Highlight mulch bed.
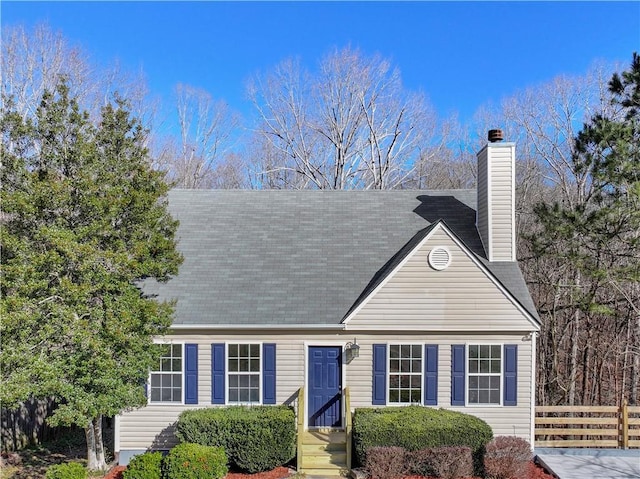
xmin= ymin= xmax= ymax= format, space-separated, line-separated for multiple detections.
xmin=102 ymin=465 xmax=292 ymax=479
xmin=526 ymin=461 xmax=557 ymax=479
xmin=226 ymin=466 xmax=291 ymax=479
xmin=104 ymin=462 xmax=554 ymax=479
xmin=103 ymin=465 xmax=126 ymax=479
xmin=403 ymin=462 xmax=555 ymax=479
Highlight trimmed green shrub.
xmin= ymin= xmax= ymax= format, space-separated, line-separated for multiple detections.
xmin=176 ymin=406 xmax=296 ymax=473
xmin=45 ymin=462 xmax=87 ymax=479
xmin=163 ymin=443 xmax=227 ymax=479
xmin=352 ymin=406 xmax=492 ymax=471
xmin=122 ymin=451 xmax=163 ymax=479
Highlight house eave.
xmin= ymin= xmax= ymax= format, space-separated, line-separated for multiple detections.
xmin=170 ymin=323 xmax=347 ymax=331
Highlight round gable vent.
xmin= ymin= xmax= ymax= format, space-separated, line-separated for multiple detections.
xmin=428 ymin=247 xmax=451 ymax=271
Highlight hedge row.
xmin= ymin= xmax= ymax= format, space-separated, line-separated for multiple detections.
xmin=163 ymin=443 xmax=228 ymax=479
xmin=176 ymin=406 xmax=296 ymax=473
xmin=122 ymin=444 xmax=227 ymax=479
xmin=45 ymin=463 xmax=87 ymax=479
xmin=353 ymin=406 xmax=493 ymax=473
xmin=366 ymin=445 xmax=474 ymax=479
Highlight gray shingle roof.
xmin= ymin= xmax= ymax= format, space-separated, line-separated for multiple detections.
xmin=141 ymin=189 xmax=539 ymax=326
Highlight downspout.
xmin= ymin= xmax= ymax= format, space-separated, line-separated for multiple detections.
xmin=114 ymin=415 xmax=121 ymax=464
xmin=531 ymin=331 xmax=537 ymax=446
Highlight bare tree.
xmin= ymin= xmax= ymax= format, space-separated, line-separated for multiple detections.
xmin=247 ymin=57 xmax=323 ymax=188
xmin=247 ymin=47 xmax=439 ymax=189
xmin=158 ymin=84 xmax=240 ymax=189
xmin=2 ymin=23 xmax=152 ymax=127
xmin=2 ymin=24 xmax=91 ymax=119
xmin=404 ymin=116 xmax=476 ymax=189
xmin=245 ymin=132 xmax=309 ymax=189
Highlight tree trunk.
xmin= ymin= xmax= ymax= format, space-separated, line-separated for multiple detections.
xmin=632 ymin=315 xmax=640 ymax=405
xmin=85 ymin=417 xmax=107 ymax=471
xmin=94 ymin=416 xmax=106 ymax=469
xmin=85 ymin=423 xmax=98 ymax=470
xmin=568 ymin=271 xmax=582 ymax=407
xmin=581 ymin=326 xmax=591 ymax=405
xmin=568 ymin=307 xmax=580 ymax=406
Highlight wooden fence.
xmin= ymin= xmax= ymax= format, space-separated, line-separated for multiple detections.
xmin=1 ymin=399 xmax=60 ymax=451
xmin=535 ymin=402 xmax=640 ymax=448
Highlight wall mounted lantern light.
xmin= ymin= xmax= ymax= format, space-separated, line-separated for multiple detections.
xmin=345 ymin=338 xmax=360 ymax=360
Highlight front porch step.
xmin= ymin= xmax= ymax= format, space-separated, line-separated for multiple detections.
xmin=302 ymin=443 xmax=346 ymax=453
xmin=300 ymin=451 xmax=347 ymax=467
xmin=301 ymin=430 xmax=347 ymax=444
xmin=301 ymin=467 xmax=348 ymax=477
xmin=299 ymin=429 xmax=348 ymax=476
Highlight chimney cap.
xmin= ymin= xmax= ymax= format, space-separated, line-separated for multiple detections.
xmin=488 ymin=129 xmax=504 ymax=142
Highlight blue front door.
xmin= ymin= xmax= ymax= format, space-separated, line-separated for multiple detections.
xmin=308 ymin=346 xmax=342 ymax=428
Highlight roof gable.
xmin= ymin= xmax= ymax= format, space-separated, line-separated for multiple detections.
xmin=343 ymin=221 xmax=539 ymax=331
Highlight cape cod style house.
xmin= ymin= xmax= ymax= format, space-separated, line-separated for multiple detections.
xmin=115 ymin=132 xmax=540 ymax=474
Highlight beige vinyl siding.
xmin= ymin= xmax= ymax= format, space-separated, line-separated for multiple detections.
xmin=119 ymin=332 xmax=309 ymax=451
xmin=488 ymin=144 xmax=515 ymax=261
xmin=118 ymin=331 xmax=533 ymax=451
xmin=347 ymin=228 xmax=533 ymax=331
xmin=119 ymin=406 xmax=187 ymax=450
xmin=476 ymin=146 xmax=490 ymax=256
xmin=439 ymin=337 xmax=533 ymax=438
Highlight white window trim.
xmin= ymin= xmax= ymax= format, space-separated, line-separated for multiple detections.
xmin=225 ymin=341 xmax=263 ymax=406
xmin=465 ymin=343 xmax=503 ymax=407
xmin=386 ymin=343 xmax=424 ymax=406
xmin=148 ymin=341 xmax=185 ymax=405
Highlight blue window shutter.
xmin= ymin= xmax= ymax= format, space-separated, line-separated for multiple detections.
xmin=185 ymin=344 xmax=198 ymax=404
xmin=372 ymin=344 xmax=387 ymax=405
xmin=451 ymin=345 xmax=465 ymax=406
xmin=504 ymin=344 xmax=518 ymax=406
xmin=211 ymin=343 xmax=225 ymax=404
xmin=424 ymin=344 xmax=438 ymax=406
xmin=262 ymin=343 xmax=276 ymax=404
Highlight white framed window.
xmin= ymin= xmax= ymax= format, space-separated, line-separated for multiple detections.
xmin=468 ymin=344 xmax=501 ymax=405
xmin=388 ymin=344 xmax=422 ymax=404
xmin=149 ymin=343 xmax=183 ymax=403
xmin=227 ymin=343 xmax=261 ymax=403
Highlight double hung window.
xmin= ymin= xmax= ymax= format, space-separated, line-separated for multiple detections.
xmin=150 ymin=344 xmax=183 ymax=403
xmin=228 ymin=343 xmax=261 ymax=403
xmin=388 ymin=344 xmax=422 ymax=404
xmin=468 ymin=345 xmax=501 ymax=405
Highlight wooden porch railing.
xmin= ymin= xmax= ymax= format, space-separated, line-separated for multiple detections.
xmin=296 ymin=387 xmax=305 ymax=466
xmin=344 ymin=386 xmax=352 ymax=470
xmin=535 ymin=401 xmax=640 ymax=449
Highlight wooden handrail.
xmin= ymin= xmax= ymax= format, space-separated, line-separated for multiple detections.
xmin=296 ymin=387 xmax=304 ymax=471
xmin=344 ymin=387 xmax=352 ymax=470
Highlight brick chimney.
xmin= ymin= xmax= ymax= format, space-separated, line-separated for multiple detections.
xmin=476 ymin=130 xmax=516 ymax=262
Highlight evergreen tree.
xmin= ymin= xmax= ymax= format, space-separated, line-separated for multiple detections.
xmin=531 ymin=53 xmax=640 ymax=404
xmin=573 ymin=53 xmax=640 ymax=284
xmin=1 ymin=83 xmax=183 ymax=469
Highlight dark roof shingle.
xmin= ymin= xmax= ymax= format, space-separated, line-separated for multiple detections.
xmin=141 ymin=189 xmax=539 ymax=326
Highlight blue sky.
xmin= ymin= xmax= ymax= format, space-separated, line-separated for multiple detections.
xmin=2 ymin=1 xmax=639 ymax=123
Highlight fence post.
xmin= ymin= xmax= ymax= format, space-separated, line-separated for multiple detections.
xmin=620 ymin=400 xmax=629 ymax=449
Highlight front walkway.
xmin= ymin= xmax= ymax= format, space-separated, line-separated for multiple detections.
xmin=535 ymin=448 xmax=640 ymax=479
